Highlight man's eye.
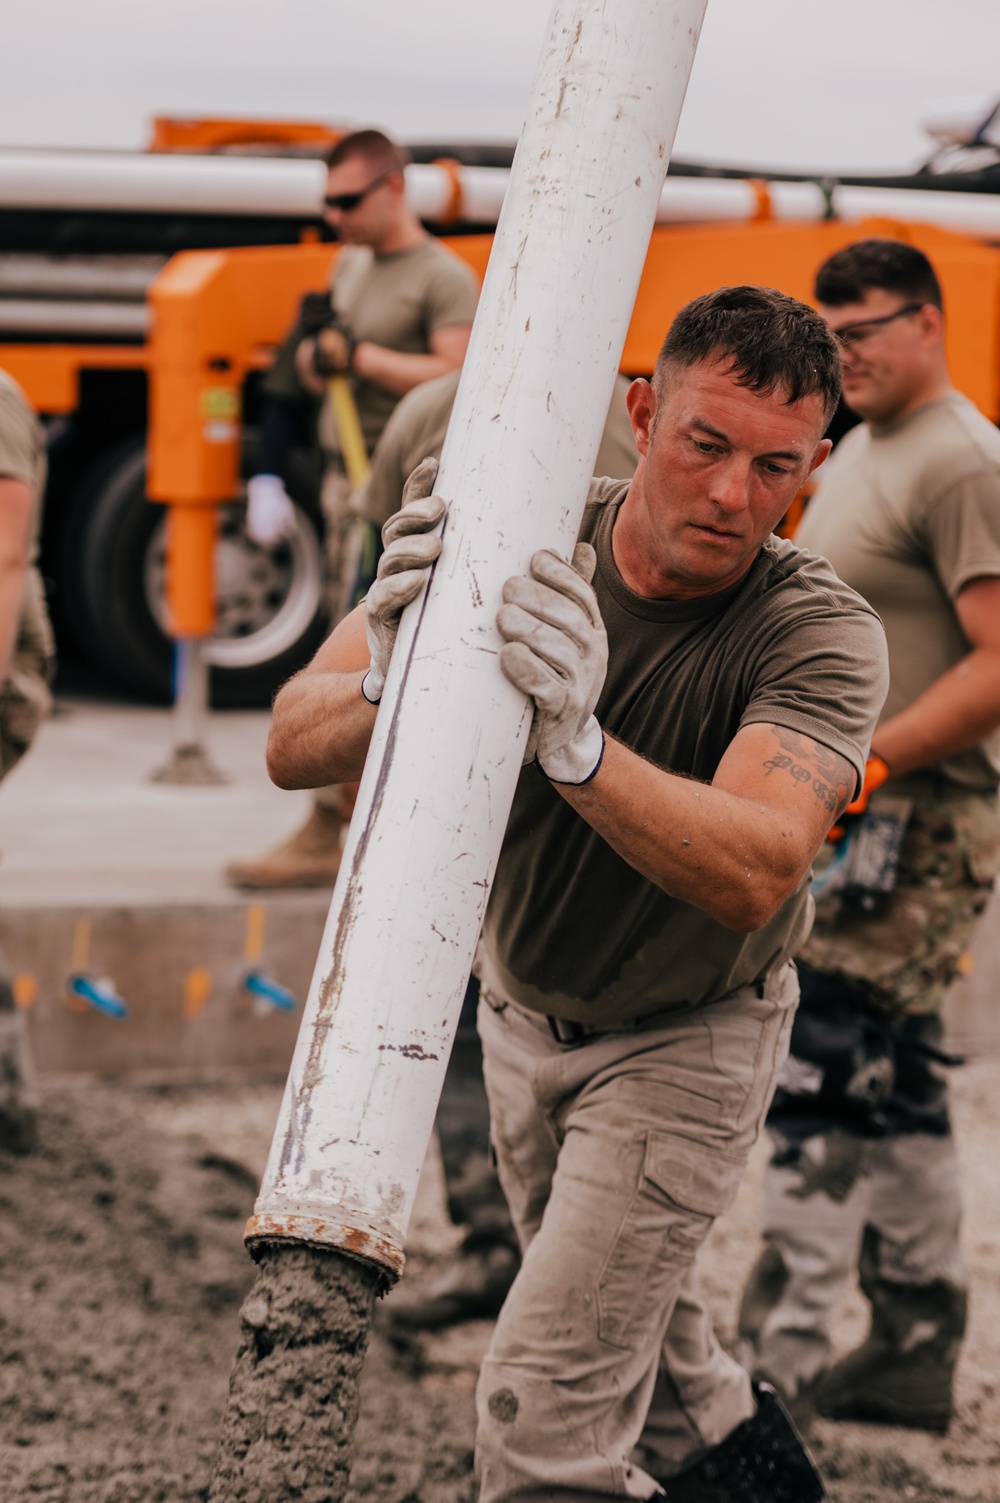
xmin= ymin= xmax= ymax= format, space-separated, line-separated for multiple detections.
xmin=762 ymin=462 xmax=791 ymax=477
xmin=694 ymin=440 xmax=720 ymax=454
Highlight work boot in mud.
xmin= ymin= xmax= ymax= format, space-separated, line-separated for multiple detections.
xmin=657 ymin=1383 xmax=826 ymax=1502
xmin=225 ymin=802 xmax=345 ymax=889
xmin=387 ymin=1231 xmax=520 ymax=1331
xmin=812 ymin=1273 xmax=966 ymax=1432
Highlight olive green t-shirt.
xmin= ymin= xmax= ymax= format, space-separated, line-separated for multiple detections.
xmin=479 ymin=478 xmax=888 ymax=1025
xmin=317 ymin=241 xmax=479 ymax=458
xmin=796 ymin=392 xmax=1000 ymax=791
xmin=354 ymin=369 xmax=639 ymax=527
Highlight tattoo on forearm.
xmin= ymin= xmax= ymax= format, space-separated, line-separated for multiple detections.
xmin=762 ymin=726 xmax=850 ymax=815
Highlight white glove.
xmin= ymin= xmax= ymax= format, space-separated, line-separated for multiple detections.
xmin=497 ymin=543 xmax=608 ymax=785
xmin=245 ymin=474 xmax=297 ymax=546
xmin=362 ymin=457 xmax=444 ymax=704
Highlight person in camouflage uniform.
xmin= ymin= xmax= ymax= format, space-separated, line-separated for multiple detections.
xmin=739 ymin=241 xmax=1000 ymax=1432
xmin=0 ymin=368 xmax=54 ymax=1151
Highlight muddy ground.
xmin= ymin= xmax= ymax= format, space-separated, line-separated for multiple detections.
xmin=2 ymin=1060 xmax=999 ymax=1503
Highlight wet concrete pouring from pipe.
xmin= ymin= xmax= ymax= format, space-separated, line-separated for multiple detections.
xmin=3 ymin=1070 xmax=1000 ymax=1503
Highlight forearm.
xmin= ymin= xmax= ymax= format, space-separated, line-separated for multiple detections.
xmin=351 ymin=343 xmax=459 ymax=396
xmin=873 ymin=648 xmax=1000 ymax=778
xmin=554 ymin=734 xmax=817 ymax=933
xmin=266 ymin=667 xmax=376 ymax=789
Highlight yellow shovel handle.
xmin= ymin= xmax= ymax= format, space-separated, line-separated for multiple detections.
xmin=328 ymin=376 xmax=371 ymax=487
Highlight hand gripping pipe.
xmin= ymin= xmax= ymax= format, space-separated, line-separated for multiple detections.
xmin=246 ymin=0 xmax=710 ymax=1279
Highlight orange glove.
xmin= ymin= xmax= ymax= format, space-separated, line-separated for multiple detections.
xmin=828 ymin=753 xmax=891 ymax=841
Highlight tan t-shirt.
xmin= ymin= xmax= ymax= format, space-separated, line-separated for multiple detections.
xmin=797 ymin=393 xmax=1000 ymax=791
xmin=479 ymin=478 xmax=888 ymax=1025
xmin=317 ymin=241 xmax=479 ymax=458
xmin=354 ymin=369 xmax=640 ymax=527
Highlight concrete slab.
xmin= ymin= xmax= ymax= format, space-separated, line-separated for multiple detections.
xmin=0 ymin=696 xmax=315 ymax=906
xmin=1 ymin=696 xmax=331 ymax=1075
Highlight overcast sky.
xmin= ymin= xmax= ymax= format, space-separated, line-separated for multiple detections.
xmin=1 ymin=0 xmax=998 ymax=175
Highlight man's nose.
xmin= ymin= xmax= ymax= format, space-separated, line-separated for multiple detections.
xmin=710 ymin=457 xmax=751 ymax=513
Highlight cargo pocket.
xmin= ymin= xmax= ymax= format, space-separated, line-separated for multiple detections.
xmin=597 ymin=1130 xmax=745 ymax=1350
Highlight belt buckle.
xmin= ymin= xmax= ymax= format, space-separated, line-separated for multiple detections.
xmin=547 ymin=1015 xmax=589 ymax=1047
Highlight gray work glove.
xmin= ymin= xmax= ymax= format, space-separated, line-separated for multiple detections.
xmin=498 ymin=543 xmax=607 ymax=785
xmin=362 ymin=457 xmax=444 ymax=705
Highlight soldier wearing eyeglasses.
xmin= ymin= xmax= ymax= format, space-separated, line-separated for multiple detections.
xmin=229 ymin=129 xmax=478 ymax=890
xmin=740 ymin=238 xmax=1000 ymax=1432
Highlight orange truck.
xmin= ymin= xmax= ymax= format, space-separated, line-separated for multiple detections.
xmin=2 ymin=116 xmax=999 ymax=705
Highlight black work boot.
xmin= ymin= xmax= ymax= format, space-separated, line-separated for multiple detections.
xmin=387 ymin=1230 xmax=520 ymax=1331
xmin=659 ymin=1383 xmax=826 ymax=1502
xmin=812 ymin=1276 xmax=966 ymax=1432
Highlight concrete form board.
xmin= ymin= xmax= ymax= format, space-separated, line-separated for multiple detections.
xmin=1 ymin=899 xmax=327 ymax=1077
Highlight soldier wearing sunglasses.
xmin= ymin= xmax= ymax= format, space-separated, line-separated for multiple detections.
xmin=230 ymin=130 xmax=478 ymax=890
xmin=741 ymin=238 xmax=1000 ymax=1433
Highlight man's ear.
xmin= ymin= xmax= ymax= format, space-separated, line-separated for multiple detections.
xmin=808 ymin=437 xmax=833 ymax=478
xmin=918 ymin=302 xmax=944 ymax=350
xmin=626 ymin=378 xmax=656 ymax=455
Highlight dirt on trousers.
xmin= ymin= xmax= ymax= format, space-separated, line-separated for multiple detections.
xmin=2 ymin=1065 xmax=1000 ymax=1503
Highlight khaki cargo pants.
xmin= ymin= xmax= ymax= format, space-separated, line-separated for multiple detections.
xmin=474 ymin=962 xmax=798 ymax=1503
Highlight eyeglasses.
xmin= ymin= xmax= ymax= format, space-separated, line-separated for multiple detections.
xmin=829 ymin=303 xmax=924 ymax=350
xmin=323 ymin=170 xmax=394 ymax=214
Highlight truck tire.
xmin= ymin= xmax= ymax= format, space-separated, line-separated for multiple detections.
xmin=61 ymin=438 xmax=329 ymax=707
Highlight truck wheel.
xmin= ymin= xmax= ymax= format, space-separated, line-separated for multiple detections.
xmin=63 ymin=439 xmax=329 ymax=707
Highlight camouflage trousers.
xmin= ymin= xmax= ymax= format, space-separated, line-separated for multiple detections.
xmin=740 ymin=1129 xmax=965 ymax=1398
xmin=1 ymin=567 xmax=55 ymax=782
xmin=800 ymin=777 xmax=1000 ymax=1019
xmin=739 ymin=779 xmax=997 ymax=1398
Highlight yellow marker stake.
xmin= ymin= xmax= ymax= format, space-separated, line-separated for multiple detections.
xmin=66 ymin=918 xmax=92 ymax=1012
xmin=13 ymin=973 xmax=38 ymax=1010
xmin=71 ymin=917 xmax=91 ymax=971
xmin=182 ymin=968 xmax=213 ymax=1021
xmin=244 ymin=904 xmax=267 ymax=965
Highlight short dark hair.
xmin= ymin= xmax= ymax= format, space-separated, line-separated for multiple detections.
xmin=814 ymin=238 xmax=943 ymax=312
xmin=326 ymin=129 xmax=411 ymax=176
xmin=655 ymin=285 xmax=842 ymax=425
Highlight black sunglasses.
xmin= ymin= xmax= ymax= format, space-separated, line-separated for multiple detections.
xmin=323 ymin=170 xmax=395 ymax=214
xmin=830 ymin=303 xmax=924 ymax=349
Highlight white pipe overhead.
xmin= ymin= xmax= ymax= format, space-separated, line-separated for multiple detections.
xmin=0 ymin=149 xmax=327 ymax=217
xmin=246 ymin=0 xmax=711 ymax=1277
xmin=2 ymin=148 xmax=1000 ymax=241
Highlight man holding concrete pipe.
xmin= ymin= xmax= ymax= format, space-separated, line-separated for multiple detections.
xmin=265 ymin=287 xmax=889 ymax=1502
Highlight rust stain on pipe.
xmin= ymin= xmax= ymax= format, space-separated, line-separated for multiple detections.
xmin=244 ymin=1212 xmax=405 ymax=1282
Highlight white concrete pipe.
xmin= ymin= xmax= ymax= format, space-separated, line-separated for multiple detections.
xmin=246 ymin=0 xmax=710 ymax=1278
